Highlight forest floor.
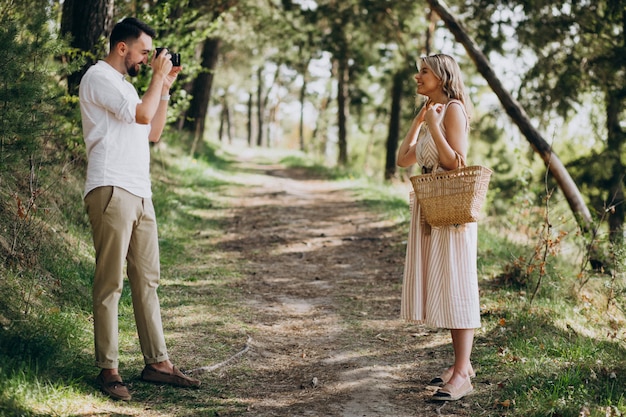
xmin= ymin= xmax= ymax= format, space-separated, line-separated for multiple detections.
xmin=189 ymin=150 xmax=483 ymax=417
xmin=87 ymin=148 xmax=492 ymax=417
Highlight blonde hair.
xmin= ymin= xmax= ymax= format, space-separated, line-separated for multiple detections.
xmin=419 ymin=54 xmax=472 ymax=119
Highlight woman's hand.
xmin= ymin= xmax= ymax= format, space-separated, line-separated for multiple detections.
xmin=424 ymin=103 xmax=445 ymax=126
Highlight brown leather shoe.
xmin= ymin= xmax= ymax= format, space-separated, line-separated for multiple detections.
xmin=141 ymin=365 xmax=201 ymax=387
xmin=96 ymin=372 xmax=131 ymax=401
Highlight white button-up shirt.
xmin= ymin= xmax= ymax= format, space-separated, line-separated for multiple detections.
xmin=79 ymin=60 xmax=152 ymax=198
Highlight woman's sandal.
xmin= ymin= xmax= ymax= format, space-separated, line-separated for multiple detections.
xmin=429 ymin=366 xmax=476 ymax=387
xmin=432 ymin=377 xmax=474 ymax=401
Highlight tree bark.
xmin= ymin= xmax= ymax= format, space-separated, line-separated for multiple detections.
xmin=311 ymin=81 xmax=332 ymax=155
xmin=218 ymin=98 xmax=226 ymax=143
xmin=424 ymin=8 xmax=437 ymax=56
xmin=427 ymin=0 xmax=593 ymax=228
xmin=606 ymin=90 xmax=625 ymax=243
xmin=256 ymin=66 xmax=264 ymax=147
xmin=385 ymin=69 xmax=406 ymax=180
xmin=247 ymin=92 xmax=253 ymax=147
xmin=336 ymin=56 xmax=349 ymax=166
xmin=224 ymin=96 xmax=233 ymax=144
xmin=60 ymin=0 xmax=114 ymax=95
xmin=299 ymin=76 xmax=307 ymax=152
xmin=256 ymin=65 xmax=281 ymax=147
xmin=186 ymin=37 xmax=220 ymax=157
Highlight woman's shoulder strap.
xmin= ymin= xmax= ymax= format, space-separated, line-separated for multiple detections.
xmin=446 ymin=98 xmax=464 ymax=108
xmin=443 ymin=99 xmax=469 ymax=130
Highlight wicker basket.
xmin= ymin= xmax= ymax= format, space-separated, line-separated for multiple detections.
xmin=410 ymin=161 xmax=492 ymax=227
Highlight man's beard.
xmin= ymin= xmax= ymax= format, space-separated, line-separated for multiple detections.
xmin=125 ymin=55 xmax=140 ymax=77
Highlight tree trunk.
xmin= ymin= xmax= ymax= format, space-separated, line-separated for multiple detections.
xmin=60 ymin=0 xmax=114 ymax=95
xmin=605 ymin=6 xmax=626 ymax=242
xmin=424 ymin=8 xmax=437 ymax=56
xmin=267 ymin=105 xmax=278 ymax=148
xmin=299 ymin=76 xmax=307 ymax=152
xmin=385 ymin=69 xmax=406 ymax=180
xmin=336 ymin=56 xmax=349 ymax=166
xmin=606 ymin=90 xmax=625 ymax=243
xmin=218 ymin=99 xmax=225 ymax=142
xmin=256 ymin=65 xmax=281 ymax=147
xmin=311 ymin=81 xmax=332 ymax=156
xmin=256 ymin=66 xmax=264 ymax=147
xmin=217 ymin=96 xmax=233 ymax=143
xmin=427 ymin=0 xmax=593 ymax=228
xmin=224 ymin=96 xmax=233 ymax=144
xmin=186 ymin=37 xmax=220 ymax=157
xmin=247 ymin=93 xmax=253 ymax=146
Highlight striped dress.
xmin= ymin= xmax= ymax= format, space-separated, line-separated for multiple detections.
xmin=400 ymin=100 xmax=481 ymax=329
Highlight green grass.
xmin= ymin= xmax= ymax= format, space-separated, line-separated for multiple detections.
xmin=1 ymin=141 xmax=626 ymax=416
xmin=475 ymin=307 xmax=626 ymax=416
xmin=473 ymin=224 xmax=626 ymax=417
xmin=279 ymin=149 xmax=626 ymax=416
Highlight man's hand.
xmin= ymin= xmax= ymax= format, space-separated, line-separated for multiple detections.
xmin=164 ymin=66 xmax=183 ymax=90
xmin=151 ymin=48 xmax=174 ymax=78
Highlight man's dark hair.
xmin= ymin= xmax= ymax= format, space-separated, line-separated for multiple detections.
xmin=109 ymin=17 xmax=156 ymax=50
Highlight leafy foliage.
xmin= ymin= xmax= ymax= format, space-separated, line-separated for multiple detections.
xmin=0 ymin=0 xmax=90 ymax=371
xmin=459 ymin=0 xmax=626 ymax=255
xmin=1 ymin=1 xmax=626 ymax=415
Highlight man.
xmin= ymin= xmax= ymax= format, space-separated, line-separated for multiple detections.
xmin=79 ymin=17 xmax=200 ymax=401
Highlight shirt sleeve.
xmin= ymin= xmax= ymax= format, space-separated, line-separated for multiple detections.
xmin=80 ymin=67 xmax=140 ymax=125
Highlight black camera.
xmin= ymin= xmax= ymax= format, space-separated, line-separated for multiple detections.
xmin=155 ymin=47 xmax=181 ymax=67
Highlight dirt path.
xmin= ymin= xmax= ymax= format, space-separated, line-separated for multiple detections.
xmin=208 ymin=154 xmax=476 ymax=417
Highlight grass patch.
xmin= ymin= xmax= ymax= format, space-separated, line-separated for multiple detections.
xmin=1 ymin=143 xmax=626 ymax=416
xmin=272 ymin=149 xmax=626 ymax=416
xmin=474 ymin=224 xmax=626 ymax=416
xmin=476 ymin=307 xmax=626 ymax=416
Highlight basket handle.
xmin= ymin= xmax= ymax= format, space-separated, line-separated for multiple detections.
xmin=454 ymin=151 xmax=467 ymax=168
xmin=431 ymin=151 xmax=466 ymax=174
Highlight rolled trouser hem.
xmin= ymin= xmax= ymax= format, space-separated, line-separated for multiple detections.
xmin=144 ymin=354 xmax=169 ymax=365
xmin=96 ymin=360 xmax=119 ymax=369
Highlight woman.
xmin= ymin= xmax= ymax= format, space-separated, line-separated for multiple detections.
xmin=397 ymin=54 xmax=479 ymax=402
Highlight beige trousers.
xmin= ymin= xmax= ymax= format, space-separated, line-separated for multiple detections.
xmin=85 ymin=186 xmax=169 ymax=369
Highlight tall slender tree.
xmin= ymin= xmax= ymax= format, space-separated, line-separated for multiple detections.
xmin=178 ymin=0 xmax=235 ymax=155
xmin=187 ymin=36 xmax=221 ymax=155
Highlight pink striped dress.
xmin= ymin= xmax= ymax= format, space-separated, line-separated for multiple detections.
xmin=400 ymin=100 xmax=481 ymax=329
